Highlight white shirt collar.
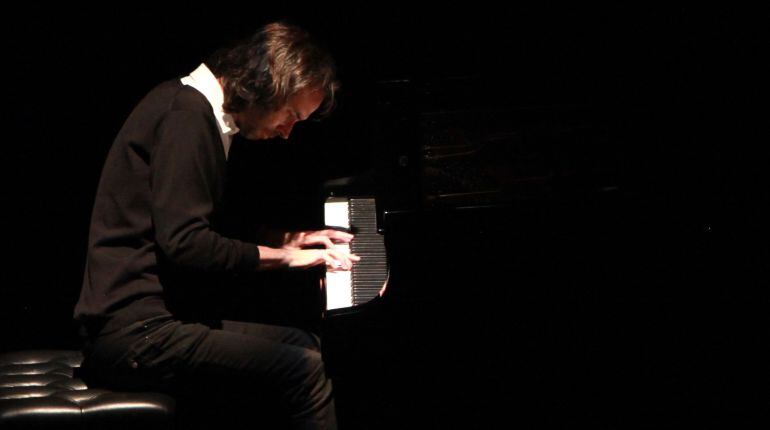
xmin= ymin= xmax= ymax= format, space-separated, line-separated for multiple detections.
xmin=180 ymin=63 xmax=239 ymax=158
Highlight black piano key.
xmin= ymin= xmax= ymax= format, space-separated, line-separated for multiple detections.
xmin=348 ymin=198 xmax=387 ymax=306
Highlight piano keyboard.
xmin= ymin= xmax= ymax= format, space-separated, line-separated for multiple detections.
xmin=324 ymin=197 xmax=388 ymax=310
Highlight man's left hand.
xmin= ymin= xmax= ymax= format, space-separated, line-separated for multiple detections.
xmin=282 ymin=229 xmax=354 ymax=250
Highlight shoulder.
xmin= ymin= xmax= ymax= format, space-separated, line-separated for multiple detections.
xmin=144 ymin=79 xmax=215 ymax=117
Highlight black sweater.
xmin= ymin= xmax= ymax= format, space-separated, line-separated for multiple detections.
xmin=74 ymin=79 xmax=260 ymax=336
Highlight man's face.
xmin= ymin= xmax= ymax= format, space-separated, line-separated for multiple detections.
xmin=234 ymin=88 xmax=325 ymax=141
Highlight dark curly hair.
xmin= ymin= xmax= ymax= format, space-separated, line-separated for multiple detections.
xmin=207 ymin=22 xmax=339 ymax=117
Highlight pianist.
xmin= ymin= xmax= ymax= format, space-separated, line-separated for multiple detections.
xmin=73 ymin=22 xmax=357 ymax=430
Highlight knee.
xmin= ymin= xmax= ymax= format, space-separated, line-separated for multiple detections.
xmin=299 ymin=350 xmax=327 ymax=384
xmin=286 ymin=350 xmax=331 ymax=397
xmin=305 ymin=332 xmax=322 ymax=352
xmin=291 ymin=351 xmax=334 ymax=413
xmin=287 ymin=327 xmax=322 ymax=352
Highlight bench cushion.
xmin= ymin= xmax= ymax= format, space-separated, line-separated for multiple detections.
xmin=0 ymin=350 xmax=174 ymax=430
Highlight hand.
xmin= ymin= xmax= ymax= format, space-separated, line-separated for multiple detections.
xmin=285 ymin=248 xmax=361 ymax=271
xmin=282 ymin=229 xmax=354 ymax=250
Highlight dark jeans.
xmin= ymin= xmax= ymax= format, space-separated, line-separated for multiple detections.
xmin=80 ymin=315 xmax=337 ymax=430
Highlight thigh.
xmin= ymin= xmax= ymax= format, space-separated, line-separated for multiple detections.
xmin=80 ymin=316 xmax=180 ymax=390
xmin=83 ymin=318 xmax=325 ymax=394
xmin=220 ymin=319 xmax=321 ymax=351
xmin=171 ymin=323 xmax=327 ymax=396
xmin=130 ymin=322 xmax=326 ymax=428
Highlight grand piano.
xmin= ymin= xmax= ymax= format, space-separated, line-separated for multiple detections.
xmin=220 ymin=76 xmax=742 ymax=428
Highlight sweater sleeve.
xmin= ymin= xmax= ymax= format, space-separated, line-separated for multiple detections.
xmin=150 ymin=109 xmax=259 ymax=272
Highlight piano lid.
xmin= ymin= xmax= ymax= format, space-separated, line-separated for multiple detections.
xmin=323 ymin=76 xmax=626 ymax=212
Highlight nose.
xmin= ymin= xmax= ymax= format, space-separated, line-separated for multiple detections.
xmin=276 ymin=120 xmax=296 ymax=140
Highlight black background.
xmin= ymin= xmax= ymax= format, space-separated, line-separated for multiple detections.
xmin=2 ymin=5 xmax=767 ymax=426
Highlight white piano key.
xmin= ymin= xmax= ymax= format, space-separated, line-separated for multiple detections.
xmin=324 ymin=198 xmax=350 ymax=229
xmin=326 ymin=271 xmax=352 ymax=310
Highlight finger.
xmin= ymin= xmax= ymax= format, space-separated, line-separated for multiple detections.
xmin=331 ymin=250 xmax=360 ymax=268
xmin=321 ymin=250 xmax=344 ymax=271
xmin=324 ymin=229 xmax=354 ymax=243
xmin=325 ymin=257 xmax=347 ymax=272
xmin=321 ymin=252 xmax=338 ymax=270
xmin=326 ymin=249 xmax=353 ymax=271
xmin=319 ymin=236 xmax=336 ymax=249
xmin=328 ymin=249 xmax=350 ymax=270
xmin=304 ymin=235 xmax=336 ymax=249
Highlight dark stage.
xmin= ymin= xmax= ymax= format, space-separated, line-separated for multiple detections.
xmin=2 ymin=5 xmax=767 ymax=428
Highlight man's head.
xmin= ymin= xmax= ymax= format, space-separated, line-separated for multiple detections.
xmin=229 ymin=86 xmax=325 ymax=140
xmin=208 ymin=22 xmax=339 ymax=140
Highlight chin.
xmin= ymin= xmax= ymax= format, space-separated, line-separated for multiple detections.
xmin=243 ymin=132 xmax=263 ymax=141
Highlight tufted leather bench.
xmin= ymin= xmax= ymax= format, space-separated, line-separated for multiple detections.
xmin=0 ymin=349 xmax=175 ymax=429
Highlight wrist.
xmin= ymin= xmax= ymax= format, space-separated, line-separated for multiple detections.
xmin=256 ymin=246 xmax=289 ymax=270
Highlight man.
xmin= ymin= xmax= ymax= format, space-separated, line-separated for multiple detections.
xmin=73 ymin=22 xmax=355 ymax=430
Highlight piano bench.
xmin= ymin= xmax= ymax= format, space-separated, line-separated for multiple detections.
xmin=0 ymin=349 xmax=175 ymax=430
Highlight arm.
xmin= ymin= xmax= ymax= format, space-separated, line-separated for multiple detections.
xmin=150 ymin=109 xmax=358 ymax=272
xmin=151 ymin=109 xmax=259 ymax=272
